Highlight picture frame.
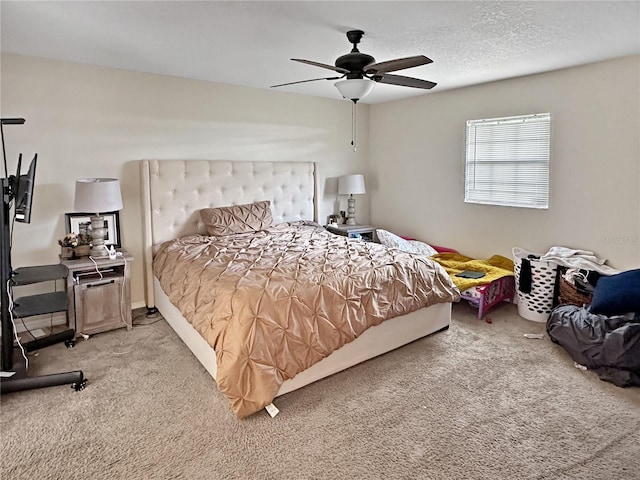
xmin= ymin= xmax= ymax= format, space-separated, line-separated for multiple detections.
xmin=65 ymin=211 xmax=121 ymax=248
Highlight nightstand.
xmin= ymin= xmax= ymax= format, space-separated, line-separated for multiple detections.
xmin=61 ymin=250 xmax=133 ymax=337
xmin=326 ymin=224 xmax=378 ymax=242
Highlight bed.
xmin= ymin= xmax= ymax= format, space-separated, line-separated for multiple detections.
xmin=430 ymin=253 xmax=516 ymax=320
xmin=141 ymin=160 xmax=460 ymax=418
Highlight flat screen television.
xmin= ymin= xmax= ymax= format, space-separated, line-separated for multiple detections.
xmin=13 ymin=153 xmax=37 ymax=224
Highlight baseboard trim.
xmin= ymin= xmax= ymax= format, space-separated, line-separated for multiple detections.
xmin=131 ymin=300 xmax=147 ymax=310
xmin=13 ymin=313 xmax=67 ymax=333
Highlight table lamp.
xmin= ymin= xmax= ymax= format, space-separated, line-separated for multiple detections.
xmin=74 ymin=178 xmax=122 ymax=257
xmin=338 ymin=174 xmax=366 ymax=226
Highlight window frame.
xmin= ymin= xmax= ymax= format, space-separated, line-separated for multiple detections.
xmin=464 ymin=112 xmax=551 ymax=209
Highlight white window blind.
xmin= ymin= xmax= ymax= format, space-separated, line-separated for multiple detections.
xmin=465 ymin=113 xmax=550 ymax=208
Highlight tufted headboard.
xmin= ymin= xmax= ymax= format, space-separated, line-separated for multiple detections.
xmin=140 ymin=159 xmax=317 ymax=307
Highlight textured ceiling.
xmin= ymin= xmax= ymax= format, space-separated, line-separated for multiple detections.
xmin=2 ymin=1 xmax=639 ymax=104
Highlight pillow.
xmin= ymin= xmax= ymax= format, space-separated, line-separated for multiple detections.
xmin=590 ymin=269 xmax=640 ymax=316
xmin=200 ymin=201 xmax=273 ymax=236
xmin=375 ymin=229 xmax=438 ymax=257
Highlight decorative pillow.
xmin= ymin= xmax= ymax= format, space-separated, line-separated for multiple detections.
xmin=200 ymin=201 xmax=273 ymax=236
xmin=590 ymin=269 xmax=640 ymax=316
xmin=375 ymin=229 xmax=438 ymax=257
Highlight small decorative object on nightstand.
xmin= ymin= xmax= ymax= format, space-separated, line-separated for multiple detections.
xmin=61 ymin=249 xmax=133 ymax=337
xmin=338 ymin=174 xmax=366 ymax=225
xmin=58 ymin=232 xmax=91 ymax=259
xmin=326 ymin=224 xmax=378 ymax=243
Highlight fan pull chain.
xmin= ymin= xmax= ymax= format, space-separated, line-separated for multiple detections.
xmin=351 ymin=101 xmax=357 ymax=152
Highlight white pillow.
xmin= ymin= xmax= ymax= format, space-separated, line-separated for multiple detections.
xmin=376 ymin=229 xmax=438 ymax=257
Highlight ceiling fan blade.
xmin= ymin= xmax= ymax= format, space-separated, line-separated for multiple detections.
xmin=365 ymin=55 xmax=433 ymax=75
xmin=271 ymin=76 xmax=342 ymax=88
xmin=373 ymin=73 xmax=437 ymax=90
xmin=291 ymin=59 xmax=351 ymax=74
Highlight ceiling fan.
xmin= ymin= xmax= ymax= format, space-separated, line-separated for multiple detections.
xmin=271 ymin=29 xmax=437 ymax=102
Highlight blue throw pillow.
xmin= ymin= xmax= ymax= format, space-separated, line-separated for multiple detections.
xmin=590 ymin=269 xmax=640 ymax=316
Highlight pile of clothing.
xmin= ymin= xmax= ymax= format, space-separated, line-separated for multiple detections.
xmin=546 ymin=263 xmax=640 ymax=387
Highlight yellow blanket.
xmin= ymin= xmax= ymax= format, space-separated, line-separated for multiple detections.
xmin=431 ymin=253 xmax=514 ymax=292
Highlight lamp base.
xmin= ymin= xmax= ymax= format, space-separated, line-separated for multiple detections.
xmin=346 ymin=196 xmax=357 ymax=225
xmin=89 ymin=214 xmax=109 ymax=257
xmin=89 ymin=245 xmax=109 ymax=258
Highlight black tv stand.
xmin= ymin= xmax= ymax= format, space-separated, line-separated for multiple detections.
xmin=1 ymin=177 xmax=87 ymax=394
xmin=1 ymin=331 xmax=86 ymax=394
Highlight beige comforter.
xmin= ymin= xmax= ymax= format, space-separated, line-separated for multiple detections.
xmin=154 ymin=221 xmax=459 ymax=418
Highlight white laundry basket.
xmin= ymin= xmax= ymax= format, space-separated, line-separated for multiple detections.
xmin=512 ymin=247 xmax=558 ymax=322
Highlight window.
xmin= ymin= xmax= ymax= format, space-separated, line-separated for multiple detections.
xmin=465 ymin=113 xmax=550 ymax=209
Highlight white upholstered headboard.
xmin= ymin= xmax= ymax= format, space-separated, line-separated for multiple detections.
xmin=140 ymin=159 xmax=317 ymax=307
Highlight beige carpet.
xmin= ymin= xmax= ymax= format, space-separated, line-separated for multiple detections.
xmin=1 ymin=302 xmax=639 ymax=480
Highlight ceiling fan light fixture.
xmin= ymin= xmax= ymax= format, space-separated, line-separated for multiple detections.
xmin=334 ymin=78 xmax=374 ymax=102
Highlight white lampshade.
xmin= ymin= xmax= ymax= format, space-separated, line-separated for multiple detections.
xmin=338 ymin=174 xmax=366 ymax=195
xmin=334 ymin=79 xmax=374 ymax=101
xmin=74 ymin=178 xmax=123 ymax=213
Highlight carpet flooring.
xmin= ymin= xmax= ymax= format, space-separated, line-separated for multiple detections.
xmin=1 ymin=303 xmax=639 ymax=480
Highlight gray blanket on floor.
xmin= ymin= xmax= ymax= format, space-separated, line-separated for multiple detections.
xmin=547 ymin=305 xmax=640 ymax=387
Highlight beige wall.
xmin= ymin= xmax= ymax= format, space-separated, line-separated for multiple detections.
xmin=3 ymin=53 xmax=638 ymax=312
xmin=369 ymin=55 xmax=640 ymax=270
xmin=1 ymin=54 xmax=370 ymax=307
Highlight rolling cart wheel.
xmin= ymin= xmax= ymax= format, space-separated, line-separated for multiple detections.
xmin=72 ymin=378 xmax=87 ymax=391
